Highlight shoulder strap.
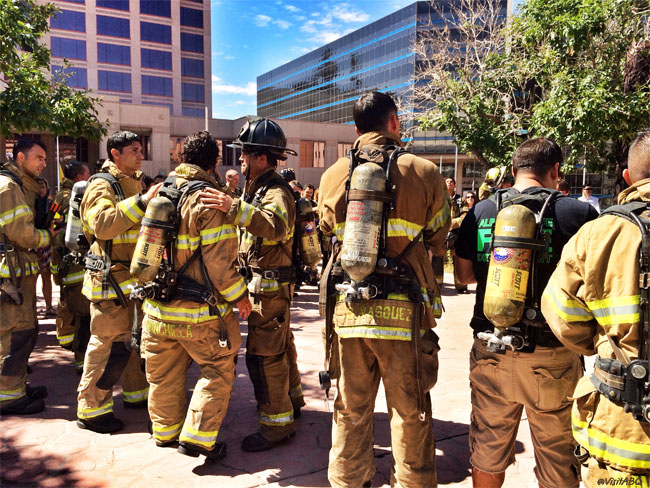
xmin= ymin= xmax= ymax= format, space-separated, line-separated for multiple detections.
xmin=0 ymin=170 xmax=23 ymax=191
xmin=89 ymin=172 xmax=125 ymax=201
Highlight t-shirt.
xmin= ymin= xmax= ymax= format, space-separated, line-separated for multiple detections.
xmin=455 ymin=187 xmax=599 ymax=334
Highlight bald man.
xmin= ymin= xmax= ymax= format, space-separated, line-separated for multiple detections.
xmin=542 ymin=130 xmax=650 ymax=487
xmin=224 ymin=169 xmax=242 ymax=198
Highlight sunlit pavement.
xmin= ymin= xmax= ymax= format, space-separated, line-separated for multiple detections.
xmin=0 ymin=276 xmax=548 ymax=487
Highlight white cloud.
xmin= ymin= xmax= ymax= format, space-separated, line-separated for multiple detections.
xmin=223 ymin=55 xmax=235 ymax=60
xmin=212 ymin=75 xmax=256 ymax=96
xmin=254 ymin=13 xmax=292 ymax=30
xmin=299 ymin=4 xmax=369 ymax=42
xmin=284 ymin=4 xmax=300 ymax=12
xmin=332 ymin=4 xmax=370 ymax=23
xmin=254 ymin=14 xmax=272 ymax=27
xmin=275 ymin=19 xmax=291 ymax=29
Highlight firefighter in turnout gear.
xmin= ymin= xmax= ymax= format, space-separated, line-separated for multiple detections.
xmin=50 ymin=162 xmax=91 ymax=372
xmin=542 ymin=130 xmax=650 ymax=487
xmin=455 ymin=138 xmax=598 ymax=488
xmin=201 ymin=117 xmax=305 ymax=452
xmin=319 ymin=92 xmax=450 ymax=487
xmin=0 ymin=139 xmax=52 ymax=415
xmin=76 ymin=131 xmax=161 ymax=433
xmin=138 ymin=131 xmax=252 ymax=460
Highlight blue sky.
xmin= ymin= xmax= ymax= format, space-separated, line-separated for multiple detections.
xmin=210 ymin=0 xmax=415 ymax=120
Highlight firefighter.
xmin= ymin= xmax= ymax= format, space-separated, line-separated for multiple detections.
xmin=318 ymin=91 xmax=449 ymax=487
xmin=76 ymin=131 xmax=161 ymax=433
xmin=541 ymin=130 xmax=650 ymax=487
xmin=455 ymin=138 xmax=598 ymax=488
xmin=138 ymin=131 xmax=252 ymax=460
xmin=50 ymin=161 xmax=91 ymax=373
xmin=0 ymin=138 xmax=52 ymax=415
xmin=224 ymin=169 xmax=242 ymax=198
xmin=478 ymin=166 xmax=508 ymax=201
xmin=200 ymin=118 xmax=305 ymax=452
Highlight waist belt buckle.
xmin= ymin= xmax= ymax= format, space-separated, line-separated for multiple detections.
xmin=205 ymin=294 xmax=218 ymax=307
xmin=0 ymin=243 xmax=15 ymax=253
xmin=262 ymin=270 xmax=278 ymax=280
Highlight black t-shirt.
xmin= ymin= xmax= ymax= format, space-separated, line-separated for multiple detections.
xmin=455 ymin=187 xmax=599 ymax=334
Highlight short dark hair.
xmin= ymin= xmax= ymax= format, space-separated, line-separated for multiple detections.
xmin=305 ymin=183 xmax=315 ymax=191
xmin=63 ymin=161 xmax=86 ymax=180
xmin=445 ymin=176 xmax=455 ymax=184
xmin=13 ymin=138 xmax=47 ymax=161
xmin=512 ymin=138 xmax=563 ymax=180
xmin=353 ymin=91 xmax=398 ymax=134
xmin=182 ymin=131 xmax=219 ymax=171
xmin=107 ymin=131 xmax=140 ymax=156
xmin=556 ymin=179 xmax=570 ymax=193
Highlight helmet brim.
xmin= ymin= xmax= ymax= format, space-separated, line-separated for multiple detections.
xmin=227 ymin=141 xmax=297 ymax=157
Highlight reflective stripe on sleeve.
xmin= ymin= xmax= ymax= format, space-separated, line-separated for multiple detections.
xmin=153 ymin=422 xmax=183 ymax=442
xmin=387 ymin=218 xmax=423 ymax=240
xmin=179 ymin=426 xmax=218 ymax=449
xmin=77 ymin=400 xmax=114 ymax=419
xmin=259 ymin=410 xmax=293 ymax=427
xmin=200 ymin=225 xmax=237 ymax=245
xmin=289 ymin=384 xmax=303 ymax=400
xmin=112 ymin=229 xmax=140 ymax=245
xmin=235 ymin=201 xmax=254 ymax=227
xmin=262 ymin=202 xmax=289 ymax=230
xmin=572 ymin=414 xmax=650 ymax=469
xmin=542 ymin=283 xmax=593 ymax=322
xmin=586 ymin=295 xmax=640 ymax=327
xmin=116 ymin=195 xmax=145 ymax=223
xmin=176 ymin=234 xmax=200 ymax=251
xmin=0 ymin=205 xmax=31 ymax=226
xmin=37 ymin=229 xmax=50 ymax=247
xmin=220 ymin=276 xmax=247 ymax=302
xmin=62 ymin=270 xmax=85 ymax=285
xmin=84 ymin=198 xmax=115 ymax=226
xmin=426 ymin=199 xmax=450 ymax=233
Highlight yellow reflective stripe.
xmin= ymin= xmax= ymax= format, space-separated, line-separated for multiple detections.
xmin=572 ymin=414 xmax=650 ymax=469
xmin=335 ymin=325 xmax=413 ymax=341
xmin=241 ymin=232 xmax=255 ymax=246
xmin=387 ymin=218 xmax=423 ymax=240
xmin=153 ymin=422 xmax=183 ymax=441
xmin=117 ymin=195 xmax=145 ymax=223
xmin=0 ymin=260 xmax=39 ymax=278
xmin=542 ymin=284 xmax=593 ymax=322
xmin=85 ymin=198 xmax=115 ymax=225
xmin=143 ymin=299 xmax=231 ymax=324
xmin=0 ymin=386 xmax=27 ymax=402
xmin=432 ymin=296 xmax=442 ymax=318
xmin=78 ymin=400 xmax=114 ymax=419
xmin=236 ymin=200 xmax=254 ymax=227
xmin=259 ymin=410 xmax=293 ymax=426
xmin=57 ymin=333 xmax=74 ymax=346
xmin=587 ymin=295 xmax=640 ymax=327
xmin=123 ymin=387 xmax=149 ymax=403
xmin=260 ymin=278 xmax=280 ymax=292
xmin=289 ymin=384 xmax=303 ymax=400
xmin=179 ymin=426 xmax=218 ymax=448
xmin=220 ymin=276 xmax=246 ymax=302
xmin=334 ymin=222 xmax=345 ymax=243
xmin=0 ymin=204 xmax=31 ymax=226
xmin=426 ymin=199 xmax=450 ymax=233
xmin=112 ymin=229 xmax=140 ymax=245
xmin=176 ymin=233 xmax=200 ymax=251
xmin=263 ymin=202 xmax=289 ymax=229
xmin=37 ymin=229 xmax=50 ymax=247
xmin=62 ymin=270 xmax=85 ymax=285
xmin=50 ymin=263 xmax=59 ymax=274
xmin=200 ymin=225 xmax=237 ymax=245
xmin=82 ymin=278 xmax=134 ymax=300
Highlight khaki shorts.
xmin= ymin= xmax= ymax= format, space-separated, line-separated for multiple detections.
xmin=469 ymin=338 xmax=582 ymax=488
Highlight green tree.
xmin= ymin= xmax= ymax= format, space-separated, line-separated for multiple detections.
xmin=0 ymin=0 xmax=107 ymax=140
xmin=416 ymin=0 xmax=650 ymax=181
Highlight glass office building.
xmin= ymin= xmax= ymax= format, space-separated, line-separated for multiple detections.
xmin=258 ymin=1 xmax=509 ymax=155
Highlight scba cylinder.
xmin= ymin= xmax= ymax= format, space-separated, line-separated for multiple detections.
xmin=341 ymin=162 xmax=385 ymax=282
xmin=64 ymin=180 xmax=88 ymax=251
xmin=483 ymin=205 xmax=537 ymax=330
xmin=130 ymin=195 xmax=176 ymax=283
xmin=296 ymin=198 xmax=321 ymax=269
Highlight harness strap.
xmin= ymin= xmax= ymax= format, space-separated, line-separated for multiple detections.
xmin=347 ymin=189 xmax=393 ymax=203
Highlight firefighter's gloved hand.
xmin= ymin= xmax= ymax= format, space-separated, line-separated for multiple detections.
xmin=200 ymin=187 xmax=233 ymax=214
xmin=236 ymin=295 xmax=252 ymax=320
xmin=142 ymin=182 xmax=163 ymax=206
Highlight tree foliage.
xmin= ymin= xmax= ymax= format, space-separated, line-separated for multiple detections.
xmin=415 ymin=0 xmax=650 ymax=176
xmin=0 ymin=0 xmax=107 ymax=140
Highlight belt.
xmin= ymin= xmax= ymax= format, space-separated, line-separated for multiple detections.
xmin=250 ymin=266 xmax=295 ymax=282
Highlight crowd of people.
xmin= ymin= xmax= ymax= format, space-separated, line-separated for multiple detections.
xmin=0 ymin=91 xmax=648 ymax=488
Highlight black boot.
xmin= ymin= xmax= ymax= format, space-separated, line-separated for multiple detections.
xmin=77 ymin=413 xmax=124 ymax=433
xmin=178 ymin=441 xmax=226 ymax=462
xmin=26 ymin=384 xmax=48 ymax=400
xmin=0 ymin=396 xmax=45 ymax=415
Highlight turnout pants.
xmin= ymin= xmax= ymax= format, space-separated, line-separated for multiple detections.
xmin=0 ymin=275 xmax=38 ymax=407
xmin=142 ymin=313 xmax=242 ymax=449
xmin=58 ymin=284 xmax=91 ymax=371
xmin=328 ymin=330 xmax=440 ymax=488
xmin=469 ymin=339 xmax=582 ymax=488
xmin=246 ymin=291 xmax=298 ymax=442
xmin=77 ymin=299 xmax=149 ymax=419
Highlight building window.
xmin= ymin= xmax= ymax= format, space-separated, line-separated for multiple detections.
xmin=140 ymin=0 xmax=170 ymax=17
xmin=337 ymin=143 xmax=352 ymax=159
xmin=180 ymin=32 xmax=203 ymax=53
xmin=181 ymin=82 xmax=204 ymax=102
xmin=60 ymin=0 xmax=85 ymax=3
xmin=97 ymin=15 xmax=130 ymax=38
xmin=141 ymin=22 xmax=171 ymax=44
xmin=300 ymin=141 xmax=325 ymax=168
xmin=96 ymin=0 xmax=129 ymax=10
xmin=142 ymin=75 xmax=172 ymax=96
xmin=51 ymin=37 xmax=86 ymax=60
xmin=181 ymin=58 xmax=204 ymax=78
xmin=50 ymin=10 xmax=85 ymax=32
xmin=180 ymin=7 xmax=203 ymax=28
xmin=97 ymin=43 xmax=130 ymax=65
xmin=52 ymin=66 xmax=88 ymax=89
xmin=182 ymin=106 xmax=204 ymax=117
xmin=141 ymin=48 xmax=172 ymax=70
xmin=98 ymin=70 xmax=131 ymax=92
